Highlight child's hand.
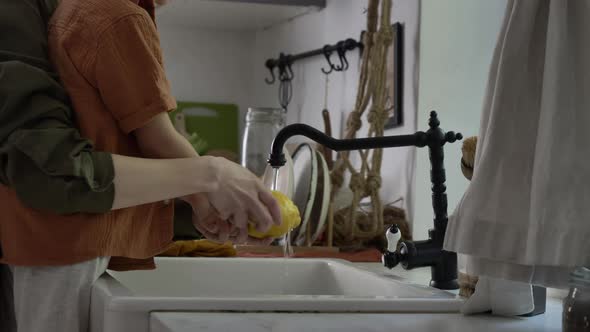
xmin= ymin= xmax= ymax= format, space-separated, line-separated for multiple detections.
xmin=203 ymin=157 xmax=282 ymax=243
xmin=184 ymin=193 xmax=273 ymax=245
xmin=194 ymin=212 xmax=273 ymax=246
xmin=182 ymin=194 xmax=230 ymax=243
xmin=192 ymin=212 xmax=231 ymax=243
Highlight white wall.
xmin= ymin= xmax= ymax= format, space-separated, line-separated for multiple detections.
xmin=251 ymin=0 xmax=421 ymax=220
xmin=157 ymin=25 xmax=256 ymax=133
xmin=413 ymin=0 xmax=508 ymax=239
xmin=156 ymin=1 xmax=419 ymax=222
xmin=156 ymin=0 xmax=508 ymax=242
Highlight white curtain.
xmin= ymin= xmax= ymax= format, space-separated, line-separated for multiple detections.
xmin=444 ymin=0 xmax=590 ymax=289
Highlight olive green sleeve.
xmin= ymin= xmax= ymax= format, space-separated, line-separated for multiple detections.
xmin=1 ymin=128 xmax=115 ymax=214
xmin=0 ymin=0 xmax=115 ymax=214
xmin=0 ymin=62 xmax=115 ymax=214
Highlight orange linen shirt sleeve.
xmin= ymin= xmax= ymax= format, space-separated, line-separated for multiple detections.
xmin=94 ymin=13 xmax=177 ymax=134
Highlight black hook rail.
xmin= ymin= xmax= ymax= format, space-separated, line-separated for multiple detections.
xmin=264 ymin=38 xmax=363 ymax=85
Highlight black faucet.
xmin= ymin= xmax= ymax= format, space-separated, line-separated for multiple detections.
xmin=268 ymin=111 xmax=462 ymax=290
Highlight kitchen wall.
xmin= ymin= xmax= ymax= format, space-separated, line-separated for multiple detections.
xmin=251 ymin=0 xmax=421 ymax=222
xmin=156 ymin=0 xmax=418 ymax=229
xmin=157 ymin=24 xmax=256 ymax=134
xmin=413 ymin=0 xmax=508 ymax=239
xmin=156 ymin=0 xmax=509 ymax=241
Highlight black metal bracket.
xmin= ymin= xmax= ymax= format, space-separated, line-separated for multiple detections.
xmin=264 ymin=37 xmax=363 ymax=85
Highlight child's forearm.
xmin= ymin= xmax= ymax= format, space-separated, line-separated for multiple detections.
xmin=134 ymin=112 xmax=198 ymax=159
xmin=132 ymin=112 xmax=209 ymax=209
xmin=110 ymin=155 xmax=218 ymax=210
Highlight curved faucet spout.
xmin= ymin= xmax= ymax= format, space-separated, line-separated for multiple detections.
xmin=268 ymin=112 xmax=462 ymax=169
xmin=266 ymin=111 xmax=463 ymax=290
xmin=268 ymin=124 xmax=432 ymax=168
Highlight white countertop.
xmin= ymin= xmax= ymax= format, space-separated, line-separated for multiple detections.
xmin=150 ymin=263 xmax=564 ymax=332
xmin=151 ymin=306 xmax=562 ymax=332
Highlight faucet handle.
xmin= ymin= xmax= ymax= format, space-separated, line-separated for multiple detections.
xmin=382 ymin=251 xmax=402 ymax=269
xmin=385 ymin=225 xmax=401 ymax=252
xmin=445 ymin=131 xmax=463 ymax=143
xmin=383 ymin=225 xmax=405 ymax=269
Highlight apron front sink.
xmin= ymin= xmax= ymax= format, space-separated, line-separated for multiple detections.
xmin=91 ymin=257 xmax=463 ymax=332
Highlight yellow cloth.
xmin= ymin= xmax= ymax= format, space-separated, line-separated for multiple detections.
xmin=159 ymin=240 xmax=236 ymax=257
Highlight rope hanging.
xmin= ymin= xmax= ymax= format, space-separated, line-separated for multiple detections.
xmin=330 ymin=0 xmax=394 ymax=245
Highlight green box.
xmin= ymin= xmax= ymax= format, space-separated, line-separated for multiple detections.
xmin=169 ymin=101 xmax=239 ymax=155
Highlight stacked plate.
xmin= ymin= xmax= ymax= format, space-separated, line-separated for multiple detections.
xmin=261 ymin=144 xmax=331 ymax=246
xmin=290 ymin=143 xmax=331 ymax=246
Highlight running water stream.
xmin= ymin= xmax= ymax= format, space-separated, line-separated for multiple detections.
xmin=271 ymin=167 xmax=293 ymax=294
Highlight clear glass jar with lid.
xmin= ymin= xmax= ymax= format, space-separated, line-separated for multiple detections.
xmin=563 ymin=267 xmax=590 ymax=332
xmin=240 ymin=108 xmax=286 ymax=177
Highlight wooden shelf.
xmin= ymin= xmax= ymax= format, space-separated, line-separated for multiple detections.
xmin=156 ymin=0 xmax=325 ymax=31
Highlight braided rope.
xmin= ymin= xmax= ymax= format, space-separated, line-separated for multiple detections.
xmin=330 ymin=0 xmax=394 ymax=244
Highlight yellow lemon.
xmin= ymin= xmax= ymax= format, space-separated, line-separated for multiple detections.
xmin=248 ymin=191 xmax=301 ymax=239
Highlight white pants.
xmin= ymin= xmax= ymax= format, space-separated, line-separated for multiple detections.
xmin=11 ymin=257 xmax=110 ymax=332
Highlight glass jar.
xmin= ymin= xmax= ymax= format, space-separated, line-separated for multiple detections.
xmin=241 ymin=108 xmax=286 ymax=177
xmin=563 ymin=267 xmax=590 ymax=332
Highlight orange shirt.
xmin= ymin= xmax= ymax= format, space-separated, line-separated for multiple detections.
xmin=0 ymin=0 xmax=175 ymax=269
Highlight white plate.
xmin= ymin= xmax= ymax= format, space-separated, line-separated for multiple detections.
xmin=311 ymin=150 xmax=331 ymax=243
xmin=290 ymin=143 xmax=317 ymax=243
xmin=294 ymin=150 xmax=331 ymax=246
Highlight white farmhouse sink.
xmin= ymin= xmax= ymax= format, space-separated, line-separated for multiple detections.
xmin=90 ymin=258 xmax=463 ymax=332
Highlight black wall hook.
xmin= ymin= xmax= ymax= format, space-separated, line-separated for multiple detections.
xmin=334 ymin=42 xmax=347 ymax=71
xmin=321 ymin=45 xmax=334 ymax=74
xmin=264 ymin=60 xmax=276 ymax=84
xmin=263 ymin=37 xmax=363 ymax=109
xmin=264 ymin=37 xmax=363 ymax=85
xmin=277 ymin=54 xmax=294 ymax=82
xmin=287 ymin=63 xmax=294 ymax=80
